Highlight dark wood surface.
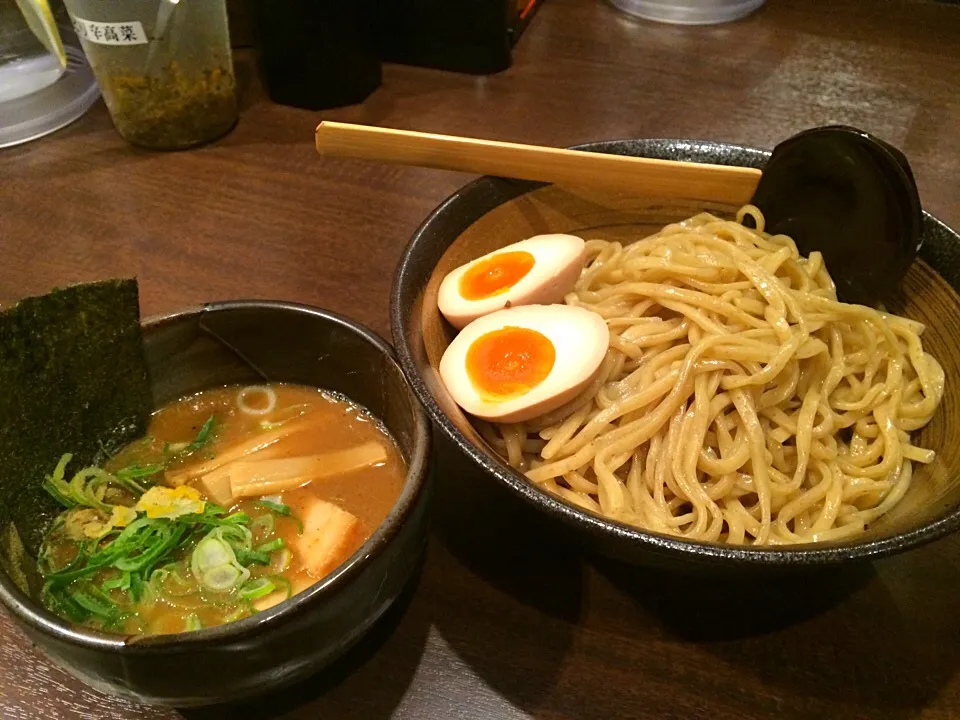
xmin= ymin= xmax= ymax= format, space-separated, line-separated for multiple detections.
xmin=2 ymin=0 xmax=960 ymax=717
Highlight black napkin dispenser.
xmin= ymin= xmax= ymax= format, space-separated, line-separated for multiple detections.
xmin=375 ymin=0 xmax=545 ymax=75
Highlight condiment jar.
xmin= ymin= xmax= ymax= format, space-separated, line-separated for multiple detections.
xmin=62 ymin=0 xmax=238 ymax=150
xmin=249 ymin=0 xmax=381 ymax=111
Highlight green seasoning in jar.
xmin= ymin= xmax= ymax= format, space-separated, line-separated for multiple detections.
xmin=62 ymin=0 xmax=238 ymax=150
xmin=97 ymin=59 xmax=238 ymax=150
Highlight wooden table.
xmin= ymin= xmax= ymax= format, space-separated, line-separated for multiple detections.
xmin=2 ymin=0 xmax=960 ymax=717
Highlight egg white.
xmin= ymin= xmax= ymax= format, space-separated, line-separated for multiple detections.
xmin=438 ymin=234 xmax=586 ymax=329
xmin=439 ymin=304 xmax=610 ymax=423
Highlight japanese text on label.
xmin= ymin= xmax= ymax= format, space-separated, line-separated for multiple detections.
xmin=71 ymin=18 xmax=148 ymax=46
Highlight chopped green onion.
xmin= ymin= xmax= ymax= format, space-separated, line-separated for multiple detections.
xmin=255 ymin=500 xmax=290 ymax=515
xmin=193 ymin=535 xmax=233 ymax=569
xmin=169 ymin=566 xmax=193 ymax=587
xmin=72 ymin=590 xmax=119 ymax=621
xmin=72 ymin=468 xmax=116 ymax=510
xmin=43 ymin=583 xmax=89 ymax=623
xmin=202 ymin=565 xmax=242 ymax=591
xmin=250 ymin=514 xmax=275 ymax=536
xmin=149 ymin=564 xmax=195 ymax=600
xmin=235 ymin=549 xmax=270 ymax=566
xmin=41 ymin=540 xmax=87 ymax=577
xmin=114 ymin=521 xmax=188 ymax=574
xmin=271 ymin=548 xmax=293 ymax=573
xmin=256 ymin=538 xmax=285 ymax=553
xmin=185 ymin=614 xmax=203 ymax=632
xmin=43 ymin=454 xmax=156 ymax=510
xmin=129 ymin=570 xmax=145 ymax=602
xmin=89 ymin=583 xmax=122 ymax=609
xmin=113 ymin=464 xmax=164 ymax=494
xmin=239 ymin=578 xmax=276 ymax=600
xmin=217 ymin=523 xmax=253 ymax=548
xmin=190 ymin=527 xmax=250 ymax=592
xmin=115 ymin=463 xmax=164 ymax=479
xmin=182 ymin=416 xmax=217 ymax=455
xmin=42 ymin=454 xmax=78 ymax=508
xmin=162 ymin=416 xmax=217 ymax=463
xmin=101 ymin=572 xmax=130 ymax=593
xmin=255 ymin=500 xmax=303 ymax=534
xmin=38 ymin=447 xmax=296 ymax=628
xmin=271 ymin=575 xmax=293 ymax=600
xmin=201 ymin=502 xmax=225 ymax=517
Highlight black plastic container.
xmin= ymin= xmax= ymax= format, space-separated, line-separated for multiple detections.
xmin=250 ymin=1 xmax=381 ymax=110
xmin=376 ymin=0 xmax=546 ymax=75
xmin=0 ymin=302 xmax=431 ymax=705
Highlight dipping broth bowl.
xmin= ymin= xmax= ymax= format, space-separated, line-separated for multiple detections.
xmin=0 ymin=301 xmax=431 ymax=706
xmin=390 ymin=138 xmax=960 ymax=574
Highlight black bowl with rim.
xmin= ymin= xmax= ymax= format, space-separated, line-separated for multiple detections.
xmin=0 ymin=301 xmax=432 ymax=706
xmin=390 ymin=138 xmax=960 ymax=574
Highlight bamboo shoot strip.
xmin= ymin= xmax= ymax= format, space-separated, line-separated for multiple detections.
xmin=166 ymin=412 xmax=328 ymax=486
xmin=228 ymin=442 xmax=388 ymax=500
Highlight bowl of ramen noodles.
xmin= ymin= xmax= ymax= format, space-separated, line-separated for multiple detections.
xmin=0 ymin=298 xmax=431 ymax=705
xmin=391 ymin=138 xmax=960 ymax=572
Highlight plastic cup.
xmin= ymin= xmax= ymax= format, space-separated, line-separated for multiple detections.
xmin=61 ymin=0 xmax=238 ymax=149
xmin=607 ymin=0 xmax=765 ymax=25
xmin=0 ymin=0 xmax=65 ymax=103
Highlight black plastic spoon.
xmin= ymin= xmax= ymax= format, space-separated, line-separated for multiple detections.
xmin=749 ymin=125 xmax=922 ymax=305
xmin=315 ymin=122 xmax=922 ymax=305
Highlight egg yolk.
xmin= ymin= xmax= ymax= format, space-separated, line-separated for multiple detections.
xmin=465 ymin=326 xmax=556 ymax=400
xmin=459 ymin=251 xmax=535 ymax=301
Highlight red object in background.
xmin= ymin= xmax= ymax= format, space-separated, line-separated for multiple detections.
xmin=519 ymin=0 xmax=539 ymax=19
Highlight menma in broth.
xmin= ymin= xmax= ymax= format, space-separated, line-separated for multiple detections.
xmin=38 ymin=384 xmax=405 ymax=635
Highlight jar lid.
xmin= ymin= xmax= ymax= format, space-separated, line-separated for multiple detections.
xmin=606 ymin=0 xmax=765 ymax=25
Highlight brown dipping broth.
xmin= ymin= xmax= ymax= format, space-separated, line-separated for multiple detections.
xmin=44 ymin=384 xmax=405 ymax=635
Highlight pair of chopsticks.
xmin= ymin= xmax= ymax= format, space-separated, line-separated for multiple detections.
xmin=314 ymin=121 xmax=762 ymax=205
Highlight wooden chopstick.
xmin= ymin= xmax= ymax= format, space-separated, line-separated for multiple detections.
xmin=315 ymin=121 xmax=762 ymax=205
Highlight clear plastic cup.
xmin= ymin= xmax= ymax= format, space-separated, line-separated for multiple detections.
xmin=61 ymin=0 xmax=238 ymax=149
xmin=0 ymin=0 xmax=65 ymax=102
xmin=607 ymin=0 xmax=765 ymax=25
xmin=0 ymin=1 xmax=100 ymax=148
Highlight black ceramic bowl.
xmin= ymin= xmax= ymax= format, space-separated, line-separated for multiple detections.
xmin=390 ymin=138 xmax=960 ymax=574
xmin=0 ymin=301 xmax=431 ymax=706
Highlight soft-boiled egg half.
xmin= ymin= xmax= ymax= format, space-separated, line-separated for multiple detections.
xmin=439 ymin=304 xmax=609 ymax=423
xmin=438 ymin=234 xmax=586 ymax=329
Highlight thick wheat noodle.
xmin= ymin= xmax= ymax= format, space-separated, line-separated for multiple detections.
xmin=484 ymin=207 xmax=946 ymax=545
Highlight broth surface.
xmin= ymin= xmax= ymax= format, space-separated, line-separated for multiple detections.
xmin=39 ymin=384 xmax=405 ymax=635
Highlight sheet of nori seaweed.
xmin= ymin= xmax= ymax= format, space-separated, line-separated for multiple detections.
xmin=0 ymin=279 xmax=152 ymax=562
